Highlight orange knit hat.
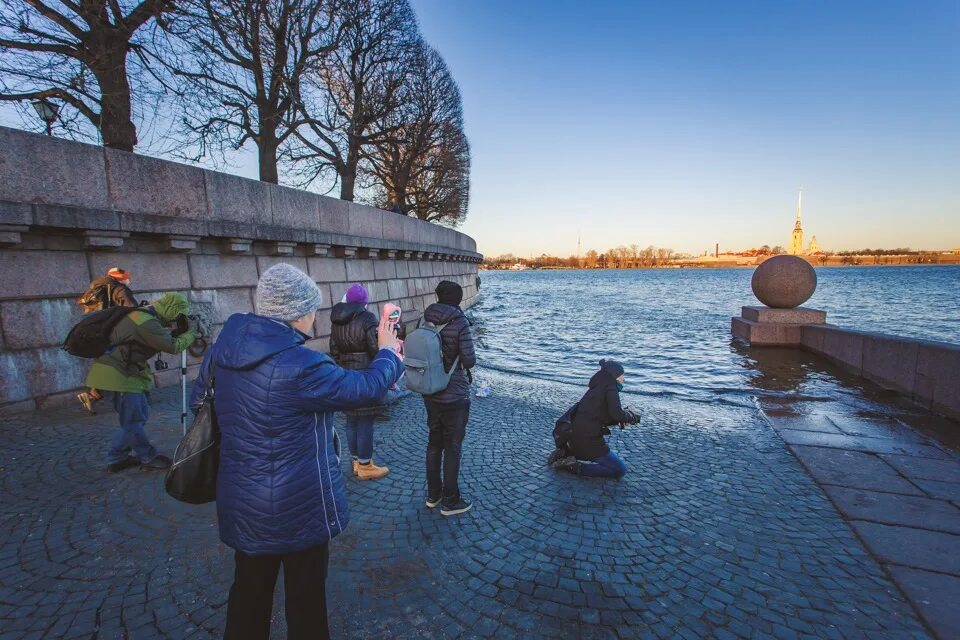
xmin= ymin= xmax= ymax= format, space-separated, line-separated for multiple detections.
xmin=106 ymin=267 xmax=131 ymax=283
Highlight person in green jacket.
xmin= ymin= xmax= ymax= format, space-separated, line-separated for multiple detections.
xmin=86 ymin=292 xmax=198 ymax=472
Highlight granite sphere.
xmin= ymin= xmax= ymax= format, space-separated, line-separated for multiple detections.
xmin=751 ymin=255 xmax=817 ymax=308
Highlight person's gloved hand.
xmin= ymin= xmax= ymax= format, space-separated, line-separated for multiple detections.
xmin=622 ymin=408 xmax=640 ymax=425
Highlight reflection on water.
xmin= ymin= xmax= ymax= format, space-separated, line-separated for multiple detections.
xmin=471 ymin=267 xmax=960 ymax=432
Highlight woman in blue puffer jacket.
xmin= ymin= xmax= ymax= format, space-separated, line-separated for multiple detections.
xmin=190 ymin=263 xmax=402 ymax=640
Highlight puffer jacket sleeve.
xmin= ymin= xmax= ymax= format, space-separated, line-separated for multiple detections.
xmin=457 ymin=317 xmax=476 ymax=370
xmin=364 ymin=315 xmax=379 ymax=360
xmin=135 ymin=316 xmax=196 ymax=355
xmin=604 ymin=384 xmax=632 ymax=425
xmin=297 ymin=349 xmax=403 ymax=412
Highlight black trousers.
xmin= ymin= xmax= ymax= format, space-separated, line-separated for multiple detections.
xmin=224 ymin=543 xmax=329 ymax=640
xmin=425 ymin=399 xmax=470 ymax=504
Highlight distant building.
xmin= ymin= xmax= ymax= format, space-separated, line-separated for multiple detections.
xmin=808 ymin=235 xmax=821 ymax=254
xmin=789 ymin=190 xmax=804 ymax=255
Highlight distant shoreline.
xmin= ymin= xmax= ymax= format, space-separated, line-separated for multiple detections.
xmin=483 ymin=262 xmax=960 ymax=272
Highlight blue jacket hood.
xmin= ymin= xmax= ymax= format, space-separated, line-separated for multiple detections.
xmin=214 ymin=313 xmax=304 ymax=371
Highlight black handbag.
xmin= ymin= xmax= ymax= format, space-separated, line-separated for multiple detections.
xmin=165 ymin=366 xmax=220 ymax=504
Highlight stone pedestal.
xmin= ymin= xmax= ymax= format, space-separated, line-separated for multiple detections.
xmin=732 ymin=305 xmax=826 ymax=346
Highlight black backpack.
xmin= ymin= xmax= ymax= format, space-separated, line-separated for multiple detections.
xmin=63 ymin=306 xmax=140 ymax=358
xmin=553 ymin=402 xmax=579 ymax=449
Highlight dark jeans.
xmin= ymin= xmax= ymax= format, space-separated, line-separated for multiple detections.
xmin=224 ymin=543 xmax=330 ymax=640
xmin=579 ymin=450 xmax=628 ymax=478
xmin=344 ymin=414 xmax=374 ymax=463
xmin=106 ymin=392 xmax=157 ymax=464
xmin=425 ymin=399 xmax=470 ymax=505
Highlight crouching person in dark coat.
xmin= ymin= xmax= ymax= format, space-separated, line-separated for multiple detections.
xmin=190 ymin=264 xmax=403 ymax=640
xmin=552 ymin=360 xmax=638 ymax=478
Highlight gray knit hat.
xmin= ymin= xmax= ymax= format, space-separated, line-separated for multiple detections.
xmin=255 ymin=263 xmax=324 ymax=322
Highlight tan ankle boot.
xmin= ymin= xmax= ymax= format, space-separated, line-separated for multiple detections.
xmin=356 ymin=460 xmax=389 ymax=480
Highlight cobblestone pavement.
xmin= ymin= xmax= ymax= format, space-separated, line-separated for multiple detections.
xmin=0 ymin=367 xmax=935 ymax=639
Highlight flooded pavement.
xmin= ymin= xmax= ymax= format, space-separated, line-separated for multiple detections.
xmin=1 ymin=362 xmax=954 ymax=638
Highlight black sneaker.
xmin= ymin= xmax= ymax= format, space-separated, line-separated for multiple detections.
xmin=426 ymin=495 xmax=442 ymax=509
xmin=551 ymin=456 xmax=580 ymax=474
xmin=106 ymin=458 xmax=139 ymax=473
xmin=440 ymin=499 xmax=472 ymax=516
xmin=139 ymin=455 xmax=172 ymax=471
xmin=547 ymin=448 xmax=566 ymax=466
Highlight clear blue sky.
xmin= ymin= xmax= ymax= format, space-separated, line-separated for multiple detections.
xmin=2 ymin=1 xmax=957 ymax=256
xmin=411 ymin=0 xmax=960 ymax=256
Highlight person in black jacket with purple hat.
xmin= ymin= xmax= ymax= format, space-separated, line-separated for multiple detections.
xmin=553 ymin=359 xmax=638 ymax=478
xmin=422 ymin=280 xmax=476 ymax=516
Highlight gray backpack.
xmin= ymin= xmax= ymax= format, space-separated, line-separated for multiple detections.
xmin=404 ymin=322 xmax=459 ymax=395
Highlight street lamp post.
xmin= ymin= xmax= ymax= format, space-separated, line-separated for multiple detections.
xmin=31 ymin=99 xmax=59 ymax=136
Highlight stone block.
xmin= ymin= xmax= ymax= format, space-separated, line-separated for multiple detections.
xmin=367 ymin=281 xmax=390 ymax=303
xmin=347 ymin=202 xmax=384 ymax=239
xmin=887 ymin=566 xmax=960 ymax=639
xmin=257 ymin=256 xmax=308 ymax=276
xmin=395 ymin=261 xmax=410 ymax=279
xmin=188 ymin=287 xmax=254 ymax=324
xmin=165 ymin=235 xmax=201 ymax=251
xmin=308 ymin=257 xmax=347 ymax=283
xmin=119 ymin=212 xmax=208 ymax=237
xmin=0 ymin=347 xmax=86 ymax=404
xmin=880 ymin=455 xmax=960 ymax=484
xmin=402 ymin=217 xmax=423 ymax=244
xmin=328 ymin=282 xmax=349 ymax=304
xmin=83 ymin=230 xmax=128 ymax=250
xmin=345 ymin=259 xmax=376 ymax=282
xmin=861 ymin=334 xmax=919 ymax=393
xmin=105 ymin=148 xmax=207 ymax=218
xmin=305 ymin=336 xmax=329 ymax=354
xmin=914 ymin=341 xmax=960 ymax=421
xmin=731 ymin=317 xmax=801 ymax=346
xmin=741 ymin=306 xmax=826 ymax=324
xmin=381 ymin=211 xmax=406 ymax=241
xmin=777 ymin=429 xmax=950 ymax=458
xmin=188 ymin=254 xmax=259 ymax=288
xmin=313 ymin=313 xmax=332 ymax=338
xmin=791 ymin=446 xmax=923 ymax=496
xmin=0 ymin=250 xmax=90 ymax=299
xmin=0 ymin=299 xmax=84 ymax=349
xmin=0 ymin=127 xmax=110 ymax=210
xmin=374 ymin=260 xmax=397 ymax=280
xmin=802 ymin=324 xmax=863 ymax=374
xmin=388 ymin=279 xmax=408 ymax=300
xmin=270 ymin=184 xmax=319 ymax=230
xmin=0 ymin=200 xmax=33 ymax=226
xmin=205 ymin=170 xmax=271 ymax=224
xmin=317 ymin=196 xmax=351 ymax=235
xmin=851 ymin=520 xmax=960 ymax=574
xmin=88 ymin=252 xmax=191 ymax=292
xmin=34 ymin=203 xmax=119 ymax=231
xmin=0 ymin=224 xmax=28 ymax=246
xmin=823 ymin=485 xmax=960 ymax=534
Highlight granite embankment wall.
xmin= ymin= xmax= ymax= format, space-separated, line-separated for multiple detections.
xmin=801 ymin=325 xmax=960 ymax=422
xmin=0 ymin=126 xmax=481 ymax=412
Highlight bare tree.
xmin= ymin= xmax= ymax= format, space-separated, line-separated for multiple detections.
xmin=364 ymin=41 xmax=470 ymax=225
xmin=163 ymin=0 xmax=340 ymax=183
xmin=290 ymin=0 xmax=418 ymax=200
xmin=0 ymin=0 xmax=175 ymax=150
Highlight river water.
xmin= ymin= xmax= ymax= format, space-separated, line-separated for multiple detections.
xmin=469 ymin=266 xmax=960 ymax=407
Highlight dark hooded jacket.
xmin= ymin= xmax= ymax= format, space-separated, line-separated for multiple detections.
xmin=567 ymin=369 xmax=633 ymax=460
xmin=422 ymin=302 xmax=476 ymax=405
xmin=329 ymin=303 xmax=378 ymax=370
xmin=190 ymin=313 xmax=403 ymax=555
xmin=329 ymin=302 xmax=383 ymax=415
